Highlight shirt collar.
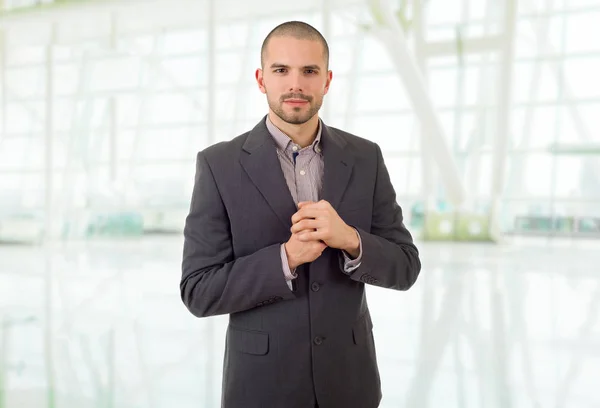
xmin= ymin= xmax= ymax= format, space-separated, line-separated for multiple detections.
xmin=265 ymin=115 xmax=323 ymax=154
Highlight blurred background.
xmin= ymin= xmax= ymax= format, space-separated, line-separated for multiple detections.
xmin=0 ymin=0 xmax=599 ymax=407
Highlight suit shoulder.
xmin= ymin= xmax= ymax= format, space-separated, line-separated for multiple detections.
xmin=327 ymin=126 xmax=379 ymax=153
xmin=195 ymin=131 xmax=249 ymax=163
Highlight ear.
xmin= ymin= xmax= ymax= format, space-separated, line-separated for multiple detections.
xmin=323 ymin=70 xmax=333 ymax=96
xmin=256 ymin=69 xmax=266 ymax=94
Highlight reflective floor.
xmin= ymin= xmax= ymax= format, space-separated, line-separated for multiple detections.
xmin=1 ymin=236 xmax=599 ymax=408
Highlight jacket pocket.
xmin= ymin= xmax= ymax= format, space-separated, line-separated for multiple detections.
xmin=228 ymin=326 xmax=269 ymax=355
xmin=352 ymin=311 xmax=374 ymax=345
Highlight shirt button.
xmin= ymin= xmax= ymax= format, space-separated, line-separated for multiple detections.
xmin=313 ymin=336 xmax=323 ymax=345
xmin=315 ymin=146 xmax=321 ymax=153
xmin=300 ymin=170 xmax=306 ymax=176
xmin=311 ymin=282 xmax=320 ymax=292
xmin=292 ymin=145 xmax=298 ymax=152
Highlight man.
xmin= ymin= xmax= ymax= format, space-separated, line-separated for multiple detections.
xmin=181 ymin=21 xmax=421 ymax=408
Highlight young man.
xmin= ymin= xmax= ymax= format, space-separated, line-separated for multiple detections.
xmin=181 ymin=21 xmax=421 ymax=408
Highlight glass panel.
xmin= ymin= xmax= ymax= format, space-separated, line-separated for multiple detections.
xmin=429 ymin=67 xmax=458 ymax=108
xmin=508 ymin=153 xmax=554 ymax=197
xmin=563 ymin=57 xmax=600 ymax=98
xmin=5 ymin=66 xmax=45 ymax=99
xmin=360 ymin=37 xmax=395 ymax=73
xmin=575 ymin=103 xmax=600 ymax=141
xmin=354 ymin=74 xmax=410 ymax=112
xmin=162 ymin=29 xmax=207 ymax=55
xmin=425 ymin=0 xmax=464 ymax=25
xmin=89 ymin=57 xmax=141 ymax=92
xmin=510 ymin=106 xmax=560 ymax=148
xmin=5 ymin=45 xmax=45 ymax=66
xmin=216 ymin=21 xmax=251 ymax=49
xmin=349 ymin=114 xmax=417 ymax=152
xmin=513 ymin=61 xmax=559 ymax=103
xmin=565 ymin=11 xmax=600 ymax=53
xmin=5 ymin=102 xmax=45 ymax=133
xmin=145 ymin=93 xmax=202 ymax=125
xmin=155 ymin=56 xmax=207 ymax=89
xmin=553 ymin=156 xmax=584 ymax=197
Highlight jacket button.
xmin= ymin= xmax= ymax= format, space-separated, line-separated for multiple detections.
xmin=311 ymin=282 xmax=320 ymax=292
xmin=313 ymin=336 xmax=323 ymax=345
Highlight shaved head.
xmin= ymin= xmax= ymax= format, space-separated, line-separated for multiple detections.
xmin=261 ymin=21 xmax=329 ymax=69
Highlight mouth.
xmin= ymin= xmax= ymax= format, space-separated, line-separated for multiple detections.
xmin=284 ymin=99 xmax=309 ymax=106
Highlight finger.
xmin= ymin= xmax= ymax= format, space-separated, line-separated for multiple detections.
xmin=297 ymin=230 xmax=323 ymax=242
xmin=291 ymin=207 xmax=321 ymax=224
xmin=297 ymin=201 xmax=315 ymax=209
xmin=317 ymin=200 xmax=331 ymax=209
xmin=291 ymin=219 xmax=319 ymax=234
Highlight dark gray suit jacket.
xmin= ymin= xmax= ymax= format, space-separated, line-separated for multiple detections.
xmin=181 ymin=117 xmax=421 ymax=408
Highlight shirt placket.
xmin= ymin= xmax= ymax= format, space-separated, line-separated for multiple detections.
xmin=297 ymin=151 xmax=316 ymax=204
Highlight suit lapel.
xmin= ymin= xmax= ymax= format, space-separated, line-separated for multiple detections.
xmin=240 ymin=118 xmax=297 ymax=231
xmin=239 ymin=118 xmax=355 ymax=230
xmin=321 ymin=124 xmax=355 ymax=211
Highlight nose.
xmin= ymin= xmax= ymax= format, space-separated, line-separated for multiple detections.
xmin=289 ymin=71 xmax=303 ymax=93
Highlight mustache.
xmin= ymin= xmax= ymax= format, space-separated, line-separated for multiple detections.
xmin=281 ymin=93 xmax=312 ymax=102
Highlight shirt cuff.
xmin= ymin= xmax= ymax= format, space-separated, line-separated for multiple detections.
xmin=281 ymin=244 xmax=298 ymax=285
xmin=341 ymin=228 xmax=362 ymax=274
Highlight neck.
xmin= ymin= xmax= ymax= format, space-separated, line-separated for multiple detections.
xmin=268 ymin=111 xmax=320 ymax=148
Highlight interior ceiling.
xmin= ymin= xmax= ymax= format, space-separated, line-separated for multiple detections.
xmin=0 ymin=0 xmax=366 ymax=27
xmin=0 ymin=0 xmax=367 ymax=46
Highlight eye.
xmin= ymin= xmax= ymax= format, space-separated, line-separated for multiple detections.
xmin=305 ymin=69 xmax=316 ymax=74
xmin=274 ymin=68 xmax=287 ymax=73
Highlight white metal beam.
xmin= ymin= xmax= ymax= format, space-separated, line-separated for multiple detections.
xmin=368 ymin=0 xmax=466 ymax=206
xmin=423 ymin=35 xmax=504 ymax=58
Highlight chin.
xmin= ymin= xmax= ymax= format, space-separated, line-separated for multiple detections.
xmin=285 ymin=117 xmax=311 ymax=125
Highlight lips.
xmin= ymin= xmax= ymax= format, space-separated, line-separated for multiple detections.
xmin=284 ymin=99 xmax=309 ymax=105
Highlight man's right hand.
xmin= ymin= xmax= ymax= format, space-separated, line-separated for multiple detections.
xmin=284 ymin=232 xmax=327 ymax=270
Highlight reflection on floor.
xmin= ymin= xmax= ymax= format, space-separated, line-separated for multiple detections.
xmin=0 ymin=236 xmax=599 ymax=408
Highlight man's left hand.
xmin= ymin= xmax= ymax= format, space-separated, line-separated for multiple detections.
xmin=291 ymin=200 xmax=359 ymax=254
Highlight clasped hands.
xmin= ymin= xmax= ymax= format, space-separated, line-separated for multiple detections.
xmin=284 ymin=200 xmax=360 ymax=270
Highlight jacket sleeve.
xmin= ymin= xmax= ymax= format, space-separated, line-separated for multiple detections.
xmin=180 ymin=151 xmax=296 ymax=318
xmin=346 ymin=144 xmax=422 ymax=290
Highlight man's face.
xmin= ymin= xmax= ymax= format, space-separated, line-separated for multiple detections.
xmin=256 ymin=36 xmax=332 ymax=125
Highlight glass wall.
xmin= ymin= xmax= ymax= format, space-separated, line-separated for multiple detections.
xmin=2 ymin=0 xmax=598 ymax=242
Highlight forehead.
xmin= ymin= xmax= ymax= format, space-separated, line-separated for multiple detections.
xmin=264 ymin=36 xmax=326 ymax=65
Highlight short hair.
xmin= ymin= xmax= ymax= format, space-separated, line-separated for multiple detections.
xmin=260 ymin=21 xmax=329 ymax=69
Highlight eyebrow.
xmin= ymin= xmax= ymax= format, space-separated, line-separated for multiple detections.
xmin=270 ymin=63 xmax=322 ymax=70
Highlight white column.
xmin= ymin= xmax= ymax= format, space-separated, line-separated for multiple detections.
xmin=412 ymin=0 xmax=436 ymax=212
xmin=205 ymin=3 xmax=217 ymax=407
xmin=0 ymin=317 xmax=7 ymax=408
xmin=109 ymin=13 xmax=118 ymax=184
xmin=489 ymin=0 xmax=517 ymax=239
xmin=206 ymin=0 xmax=216 ymax=146
xmin=44 ymin=23 xmax=58 ymax=408
xmin=0 ymin=28 xmax=5 ymax=142
xmin=44 ymin=24 xmax=57 ymax=241
xmin=321 ymin=0 xmax=331 ymax=122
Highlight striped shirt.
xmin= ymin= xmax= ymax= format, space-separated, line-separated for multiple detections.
xmin=265 ymin=115 xmax=362 ymax=288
